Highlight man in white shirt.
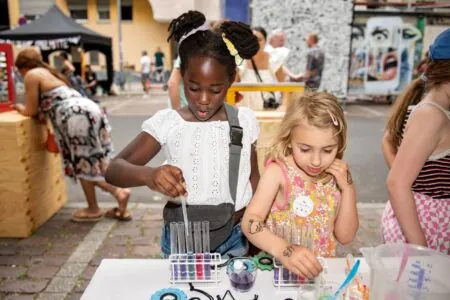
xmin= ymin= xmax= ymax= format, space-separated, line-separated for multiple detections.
xmin=140 ymin=50 xmax=151 ymax=93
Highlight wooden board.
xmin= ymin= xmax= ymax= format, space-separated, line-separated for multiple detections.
xmin=256 ymin=112 xmax=284 ymax=174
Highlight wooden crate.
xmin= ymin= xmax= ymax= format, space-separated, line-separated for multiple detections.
xmin=0 ymin=111 xmax=67 ymax=237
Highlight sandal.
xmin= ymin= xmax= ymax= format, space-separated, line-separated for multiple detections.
xmin=71 ymin=209 xmax=103 ymax=223
xmin=105 ymin=207 xmax=132 ymax=222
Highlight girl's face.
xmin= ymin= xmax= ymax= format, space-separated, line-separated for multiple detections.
xmin=290 ymin=120 xmax=339 ymax=177
xmin=183 ymin=56 xmax=231 ymax=121
xmin=253 ymin=30 xmax=266 ymax=52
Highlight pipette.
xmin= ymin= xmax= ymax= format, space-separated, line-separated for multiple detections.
xmin=179 ymin=194 xmax=189 ymax=238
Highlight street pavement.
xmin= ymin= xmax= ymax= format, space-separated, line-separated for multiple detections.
xmin=0 ymin=92 xmax=390 ymax=299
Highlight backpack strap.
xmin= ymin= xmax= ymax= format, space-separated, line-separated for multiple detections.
xmin=224 ymin=103 xmax=243 ymax=203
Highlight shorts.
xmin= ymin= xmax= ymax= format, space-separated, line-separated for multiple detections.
xmin=141 ymin=73 xmax=150 ymax=84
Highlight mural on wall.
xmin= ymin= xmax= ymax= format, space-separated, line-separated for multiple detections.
xmin=348 ymin=16 xmax=423 ymax=95
xmin=251 ymin=0 xmax=354 ymax=96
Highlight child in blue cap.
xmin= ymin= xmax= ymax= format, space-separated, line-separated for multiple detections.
xmin=381 ymin=28 xmax=450 ymax=254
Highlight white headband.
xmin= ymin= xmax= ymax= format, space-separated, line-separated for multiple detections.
xmin=178 ymin=22 xmax=210 ymax=46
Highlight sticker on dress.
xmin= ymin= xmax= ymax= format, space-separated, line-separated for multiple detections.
xmin=293 ymin=195 xmax=314 ymax=218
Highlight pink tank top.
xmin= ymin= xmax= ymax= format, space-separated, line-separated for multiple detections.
xmin=266 ymin=160 xmax=341 ymax=257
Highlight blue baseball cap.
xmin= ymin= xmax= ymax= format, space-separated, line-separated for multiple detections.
xmin=429 ymin=28 xmax=450 ymax=60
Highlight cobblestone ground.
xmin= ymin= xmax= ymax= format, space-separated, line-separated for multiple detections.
xmin=0 ymin=203 xmax=384 ymax=299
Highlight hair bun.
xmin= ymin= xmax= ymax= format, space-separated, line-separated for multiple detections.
xmin=167 ymin=10 xmax=206 ymax=43
xmin=220 ymin=21 xmax=259 ymax=60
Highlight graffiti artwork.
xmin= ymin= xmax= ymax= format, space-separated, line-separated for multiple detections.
xmin=348 ymin=16 xmax=423 ymax=95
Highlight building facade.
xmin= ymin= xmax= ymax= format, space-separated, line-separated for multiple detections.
xmin=5 ymin=0 xmax=223 ymax=71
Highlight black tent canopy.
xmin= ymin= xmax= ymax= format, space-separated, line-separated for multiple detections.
xmin=0 ymin=5 xmax=114 ymax=92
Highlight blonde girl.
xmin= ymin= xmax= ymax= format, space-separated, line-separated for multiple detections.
xmin=242 ymin=92 xmax=358 ymax=279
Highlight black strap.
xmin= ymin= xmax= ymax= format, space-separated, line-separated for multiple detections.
xmin=251 ymin=59 xmax=264 ymax=84
xmin=224 ymin=103 xmax=242 ymax=203
xmin=250 ymin=59 xmax=276 ymax=101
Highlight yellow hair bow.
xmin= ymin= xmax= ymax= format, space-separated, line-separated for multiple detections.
xmin=222 ymin=33 xmax=244 ymax=65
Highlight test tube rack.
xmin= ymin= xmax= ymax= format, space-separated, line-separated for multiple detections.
xmin=168 ymin=221 xmax=222 ymax=285
xmin=270 ymin=223 xmax=321 ymax=289
xmin=168 ymin=252 xmax=222 ymax=285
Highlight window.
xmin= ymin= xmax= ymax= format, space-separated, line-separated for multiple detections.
xmin=97 ymin=0 xmax=110 ymax=21
xmin=19 ymin=0 xmax=53 ymax=22
xmin=67 ymin=0 xmax=88 ymax=22
xmin=121 ymin=0 xmax=133 ymax=21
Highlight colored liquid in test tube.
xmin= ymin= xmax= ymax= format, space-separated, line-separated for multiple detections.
xmin=202 ymin=221 xmax=211 ymax=280
xmin=186 ymin=222 xmax=195 ymax=280
xmin=282 ymin=224 xmax=292 ymax=283
xmin=176 ymin=222 xmax=187 ymax=280
xmin=193 ymin=222 xmax=203 ymax=280
xmin=170 ymin=222 xmax=179 ymax=281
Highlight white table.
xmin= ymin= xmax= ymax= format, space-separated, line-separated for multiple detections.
xmin=81 ymin=258 xmax=370 ymax=300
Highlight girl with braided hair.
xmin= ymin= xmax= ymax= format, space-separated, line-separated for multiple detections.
xmin=105 ymin=11 xmax=261 ymax=256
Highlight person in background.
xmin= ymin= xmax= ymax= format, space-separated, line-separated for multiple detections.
xmin=236 ymin=26 xmax=293 ymax=110
xmin=154 ymin=47 xmax=165 ymax=83
xmin=291 ymin=33 xmax=325 ymax=90
xmin=59 ymin=51 xmax=75 ymax=77
xmin=85 ymin=65 xmax=98 ymax=96
xmin=59 ymin=51 xmax=91 ymax=98
xmin=140 ymin=50 xmax=151 ymax=94
xmin=267 ymin=29 xmax=286 ymax=51
xmin=381 ymin=28 xmax=450 ymax=254
xmin=13 ymin=48 xmax=131 ymax=222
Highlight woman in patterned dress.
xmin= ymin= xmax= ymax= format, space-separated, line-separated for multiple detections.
xmin=13 ymin=48 xmax=131 ymax=222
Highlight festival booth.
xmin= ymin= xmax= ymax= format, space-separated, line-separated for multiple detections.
xmin=0 ymin=5 xmax=114 ymax=94
xmin=0 ymin=43 xmax=67 ymax=238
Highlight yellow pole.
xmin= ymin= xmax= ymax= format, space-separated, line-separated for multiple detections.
xmin=80 ymin=49 xmax=85 ymax=81
xmin=7 ymin=0 xmax=20 ymax=28
xmin=226 ymin=83 xmax=305 ymax=105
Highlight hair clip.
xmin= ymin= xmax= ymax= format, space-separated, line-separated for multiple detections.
xmin=327 ymin=109 xmax=339 ymax=127
xmin=421 ymin=74 xmax=428 ymax=82
xmin=222 ymin=33 xmax=244 ymax=64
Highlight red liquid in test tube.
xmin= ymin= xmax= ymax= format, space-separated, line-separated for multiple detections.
xmin=193 ymin=221 xmax=203 ymax=280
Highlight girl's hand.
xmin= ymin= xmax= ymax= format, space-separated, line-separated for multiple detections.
xmin=278 ymin=244 xmax=323 ymax=280
xmin=144 ymin=165 xmax=187 ymax=198
xmin=326 ymin=159 xmax=353 ymax=191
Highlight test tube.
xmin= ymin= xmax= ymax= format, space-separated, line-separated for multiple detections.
xmin=194 ymin=221 xmax=203 ymax=280
xmin=177 ymin=222 xmax=187 ymax=280
xmin=289 ymin=225 xmax=299 ymax=283
xmin=202 ymin=221 xmax=211 ymax=280
xmin=186 ymin=222 xmax=195 ymax=280
xmin=170 ymin=222 xmax=179 ymax=281
xmin=282 ymin=224 xmax=291 ymax=284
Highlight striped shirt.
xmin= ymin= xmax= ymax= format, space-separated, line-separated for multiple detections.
xmin=401 ymin=103 xmax=450 ymax=199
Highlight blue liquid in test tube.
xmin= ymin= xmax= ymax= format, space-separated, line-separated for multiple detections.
xmin=177 ymin=222 xmax=187 ymax=280
xmin=170 ymin=222 xmax=179 ymax=281
xmin=202 ymin=221 xmax=211 ymax=280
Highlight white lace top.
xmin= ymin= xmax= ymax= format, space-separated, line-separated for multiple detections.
xmin=141 ymin=107 xmax=260 ymax=210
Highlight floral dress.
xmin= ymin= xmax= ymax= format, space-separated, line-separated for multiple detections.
xmin=266 ymin=160 xmax=341 ymax=257
xmin=39 ymin=86 xmax=113 ymax=181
